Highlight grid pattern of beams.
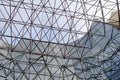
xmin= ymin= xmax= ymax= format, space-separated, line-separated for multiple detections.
xmin=0 ymin=0 xmax=120 ymax=80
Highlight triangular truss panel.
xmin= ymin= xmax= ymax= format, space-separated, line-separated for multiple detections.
xmin=0 ymin=0 xmax=120 ymax=80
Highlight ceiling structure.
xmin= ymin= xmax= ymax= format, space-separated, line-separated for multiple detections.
xmin=0 ymin=0 xmax=120 ymax=80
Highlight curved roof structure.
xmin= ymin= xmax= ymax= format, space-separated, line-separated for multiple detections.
xmin=0 ymin=0 xmax=120 ymax=80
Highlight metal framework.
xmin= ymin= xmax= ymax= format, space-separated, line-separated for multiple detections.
xmin=0 ymin=0 xmax=120 ymax=80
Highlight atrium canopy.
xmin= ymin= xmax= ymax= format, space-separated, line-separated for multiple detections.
xmin=0 ymin=0 xmax=120 ymax=80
